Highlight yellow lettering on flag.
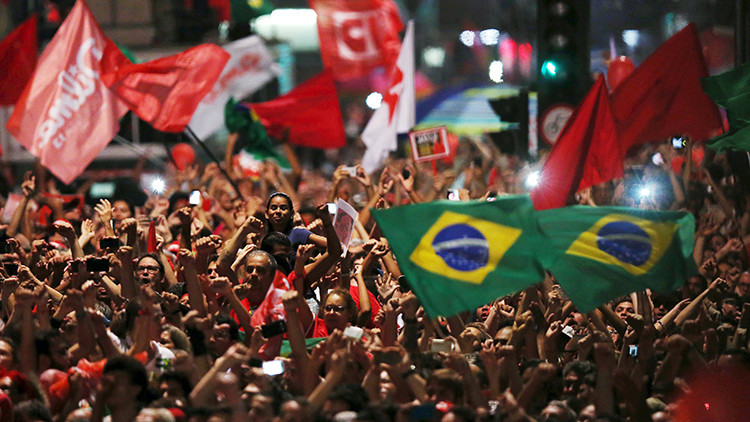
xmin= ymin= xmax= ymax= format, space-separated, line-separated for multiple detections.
xmin=566 ymin=214 xmax=677 ymax=276
xmin=409 ymin=211 xmax=521 ymax=284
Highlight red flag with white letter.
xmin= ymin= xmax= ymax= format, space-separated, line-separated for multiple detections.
xmin=0 ymin=14 xmax=37 ymax=106
xmin=100 ymin=41 xmax=230 ymax=133
xmin=361 ymin=20 xmax=415 ymax=173
xmin=309 ymin=0 xmax=403 ymax=81
xmin=5 ymin=0 xmax=128 ymax=185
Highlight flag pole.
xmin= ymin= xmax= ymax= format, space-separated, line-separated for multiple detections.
xmin=183 ymin=125 xmax=242 ymax=198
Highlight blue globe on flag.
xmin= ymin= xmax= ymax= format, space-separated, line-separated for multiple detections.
xmin=431 ymin=224 xmax=489 ymax=272
xmin=596 ymin=221 xmax=652 ymax=266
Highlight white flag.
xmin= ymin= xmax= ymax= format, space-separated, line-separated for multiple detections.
xmin=361 ymin=20 xmax=415 ymax=173
xmin=188 ymin=35 xmax=280 ymax=139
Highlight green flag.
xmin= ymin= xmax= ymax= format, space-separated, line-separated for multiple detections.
xmin=537 ymin=206 xmax=695 ymax=313
xmin=371 ymin=196 xmax=549 ymax=318
xmin=224 ymin=98 xmax=290 ymax=169
xmin=702 ymin=62 xmax=750 ymax=151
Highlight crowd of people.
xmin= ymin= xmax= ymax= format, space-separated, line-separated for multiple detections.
xmin=0 ymin=134 xmax=746 ymax=422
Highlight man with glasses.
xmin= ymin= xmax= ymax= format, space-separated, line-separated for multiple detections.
xmin=135 ymin=253 xmax=165 ymax=291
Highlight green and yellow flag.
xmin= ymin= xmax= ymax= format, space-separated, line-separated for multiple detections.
xmin=372 ymin=196 xmax=549 ymax=317
xmin=537 ymin=206 xmax=695 ymax=312
xmin=373 ymin=197 xmax=695 ymax=317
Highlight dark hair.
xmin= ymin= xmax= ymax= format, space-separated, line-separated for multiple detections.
xmin=261 ymin=232 xmax=292 ymax=255
xmin=563 ymin=360 xmax=597 ymax=386
xmin=137 ymin=253 xmax=165 ymax=276
xmin=168 ymin=191 xmax=190 ymax=216
xmin=158 ymin=371 xmax=193 ymax=399
xmin=214 ymin=315 xmax=240 ymax=342
xmin=13 ymin=399 xmax=52 ymax=422
xmin=111 ymin=198 xmax=135 ymax=218
xmin=328 ymin=383 xmax=369 ymax=413
xmin=103 ymin=355 xmax=149 ymax=403
xmin=319 ymin=289 xmax=357 ymax=322
xmin=427 ymin=368 xmax=464 ymax=403
xmin=266 ymin=192 xmax=294 ymax=233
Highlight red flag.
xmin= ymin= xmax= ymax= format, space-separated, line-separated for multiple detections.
xmin=531 ymin=76 xmax=621 ymax=210
xmin=309 ymin=0 xmax=403 ymax=81
xmin=246 ymin=70 xmax=346 ymax=149
xmin=0 ymin=15 xmax=37 ymax=106
xmin=5 ymin=1 xmax=129 ymax=185
xmin=100 ymin=42 xmax=230 ymax=133
xmin=611 ymin=24 xmax=723 ymax=149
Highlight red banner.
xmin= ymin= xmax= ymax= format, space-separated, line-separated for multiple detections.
xmin=309 ymin=0 xmax=403 ymax=81
xmin=100 ymin=42 xmax=230 ymax=133
xmin=0 ymin=14 xmax=37 ymax=106
xmin=6 ymin=0 xmax=128 ymax=184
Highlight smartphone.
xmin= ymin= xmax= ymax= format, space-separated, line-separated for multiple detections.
xmin=260 ymin=319 xmax=287 ymax=338
xmin=189 ymin=190 xmax=201 ymax=206
xmin=562 ymin=325 xmax=576 ymax=338
xmin=430 ymin=339 xmax=454 ymax=353
xmin=3 ymin=262 xmax=18 ymax=276
xmin=262 ymin=360 xmax=285 ymax=376
xmin=671 ymin=136 xmax=685 ymax=149
xmin=402 ymin=168 xmax=411 ymax=179
xmin=86 ymin=257 xmax=110 ymax=273
xmin=447 ymin=189 xmax=460 ymax=201
xmin=326 ymin=202 xmax=338 ymax=215
xmin=628 ymin=345 xmax=638 ymax=357
xmin=374 ymin=350 xmax=402 ymax=365
xmin=343 ymin=166 xmax=358 ymax=177
xmin=70 ymin=261 xmax=80 ymax=273
xmin=99 ymin=237 xmax=119 ymax=250
xmin=343 ymin=326 xmax=364 ymax=340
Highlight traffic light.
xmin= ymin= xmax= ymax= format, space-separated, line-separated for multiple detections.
xmin=537 ymin=0 xmax=590 ymax=146
xmin=488 ymin=89 xmax=529 ymax=158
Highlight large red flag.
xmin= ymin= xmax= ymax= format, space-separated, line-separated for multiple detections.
xmin=100 ymin=42 xmax=230 ymax=133
xmin=0 ymin=15 xmax=37 ymax=106
xmin=309 ymin=0 xmax=403 ymax=81
xmin=245 ymin=70 xmax=346 ymax=149
xmin=5 ymin=1 xmax=129 ymax=184
xmin=250 ymin=271 xmax=292 ymax=360
xmin=531 ymin=76 xmax=621 ymax=210
xmin=611 ymin=24 xmax=723 ymax=149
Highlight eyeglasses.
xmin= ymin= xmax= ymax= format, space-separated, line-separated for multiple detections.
xmin=324 ymin=304 xmax=347 ymax=313
xmin=137 ymin=265 xmax=160 ymax=273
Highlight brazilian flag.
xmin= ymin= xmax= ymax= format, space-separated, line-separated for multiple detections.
xmin=537 ymin=206 xmax=696 ymax=312
xmin=372 ymin=196 xmax=550 ymax=318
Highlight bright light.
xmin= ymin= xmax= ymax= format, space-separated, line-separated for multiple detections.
xmin=622 ymin=29 xmax=640 ymax=48
xmin=489 ymin=60 xmax=504 ymax=83
xmin=525 ymin=171 xmax=541 ymax=189
xmin=479 ymin=29 xmax=500 ymax=45
xmin=543 ymin=61 xmax=557 ymax=76
xmin=366 ymin=92 xmax=383 ymax=110
xmin=460 ymin=30 xmax=476 ymax=47
xmin=151 ymin=177 xmax=166 ymax=194
xmin=423 ymin=46 xmax=445 ymax=67
xmin=638 ymin=185 xmax=653 ymax=199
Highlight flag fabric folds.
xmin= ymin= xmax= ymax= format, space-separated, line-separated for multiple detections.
xmin=371 ymin=196 xmax=549 ymax=318
xmin=537 ymin=206 xmax=695 ymax=313
xmin=361 ymin=20 xmax=415 ymax=173
xmin=309 ymin=0 xmax=403 ymax=81
xmin=244 ymin=70 xmax=346 ymax=149
xmin=373 ymin=196 xmax=695 ymax=317
xmin=0 ymin=14 xmax=37 ymax=106
xmin=701 ymin=61 xmax=750 ymax=151
xmin=5 ymin=0 xmax=129 ymax=184
xmin=189 ymin=35 xmax=280 ymax=139
xmin=531 ymin=76 xmax=621 ymax=211
xmin=100 ymin=41 xmax=230 ymax=133
xmin=610 ymin=24 xmax=722 ymax=149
